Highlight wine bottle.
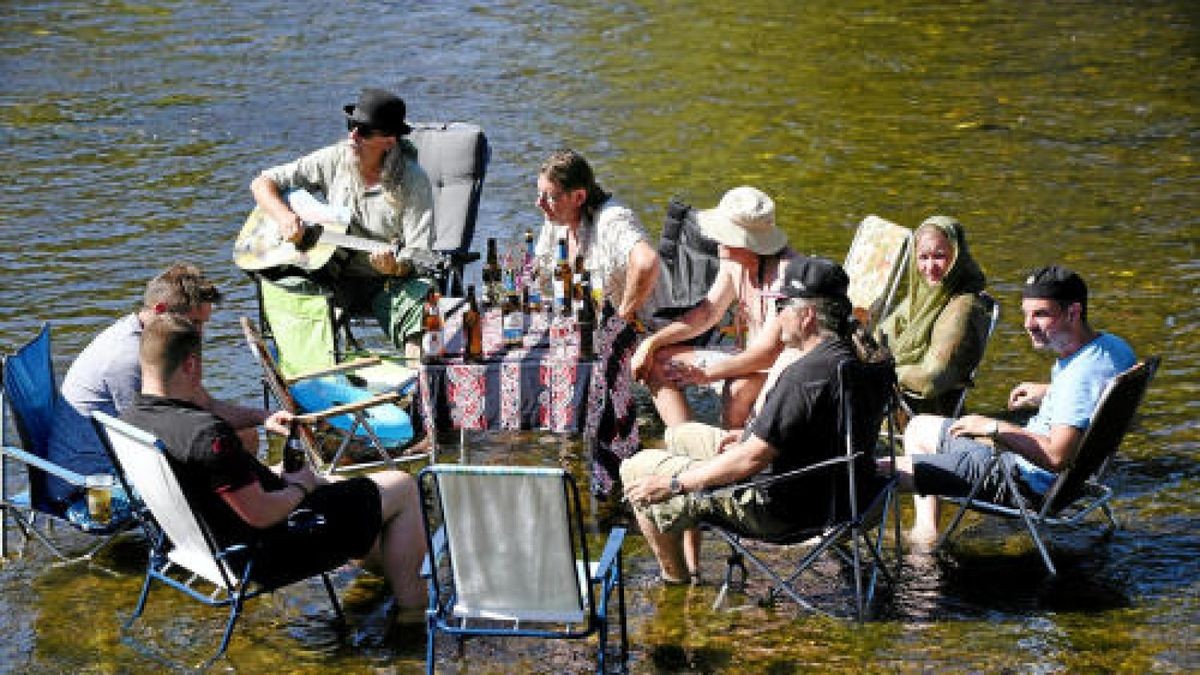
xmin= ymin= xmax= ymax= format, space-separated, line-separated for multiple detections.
xmin=553 ymin=236 xmax=573 ymax=317
xmin=463 ymin=284 xmax=484 ymax=363
xmin=482 ymin=237 xmax=501 ymax=308
xmin=577 ymin=271 xmax=596 ymax=360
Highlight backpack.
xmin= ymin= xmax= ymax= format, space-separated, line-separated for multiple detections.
xmin=657 ymin=198 xmax=721 ymax=313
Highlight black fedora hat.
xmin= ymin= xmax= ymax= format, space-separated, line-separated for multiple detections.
xmin=343 ymin=88 xmax=412 ymax=136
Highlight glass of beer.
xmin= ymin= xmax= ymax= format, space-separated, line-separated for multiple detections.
xmin=85 ymin=474 xmax=115 ymax=526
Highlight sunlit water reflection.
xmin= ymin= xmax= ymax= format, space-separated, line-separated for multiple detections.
xmin=0 ymin=0 xmax=1196 ymax=672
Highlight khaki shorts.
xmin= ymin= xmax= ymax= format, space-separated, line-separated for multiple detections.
xmin=620 ymin=422 xmax=792 ymax=537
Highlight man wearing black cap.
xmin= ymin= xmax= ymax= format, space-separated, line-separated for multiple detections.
xmin=894 ymin=265 xmax=1137 ymax=545
xmin=251 ymin=88 xmax=434 ymax=357
xmin=622 ymin=255 xmax=880 ymax=584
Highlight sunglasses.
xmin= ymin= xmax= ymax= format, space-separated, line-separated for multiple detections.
xmin=346 ymin=120 xmax=386 ymax=138
xmin=774 ymin=297 xmax=805 ymax=314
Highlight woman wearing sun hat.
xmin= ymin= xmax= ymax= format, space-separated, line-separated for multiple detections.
xmin=250 ymin=88 xmax=434 ymax=359
xmin=631 ymin=186 xmax=794 ymax=430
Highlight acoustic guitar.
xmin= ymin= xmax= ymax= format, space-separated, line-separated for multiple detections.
xmin=232 ymin=189 xmax=446 ymax=274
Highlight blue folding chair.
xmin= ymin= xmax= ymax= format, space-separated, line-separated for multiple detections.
xmin=0 ymin=323 xmax=134 ymax=562
xmin=418 ymin=465 xmax=628 ymax=674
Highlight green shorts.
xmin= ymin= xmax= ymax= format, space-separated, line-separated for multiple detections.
xmin=619 ymin=422 xmax=793 ymax=537
xmin=371 ymin=276 xmax=431 ymax=349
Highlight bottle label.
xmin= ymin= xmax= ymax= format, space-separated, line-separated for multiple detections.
xmin=422 ymin=330 xmax=443 ymax=358
xmin=502 ymin=311 xmax=524 ymax=347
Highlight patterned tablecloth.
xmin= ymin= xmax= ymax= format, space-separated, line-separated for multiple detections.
xmin=417 ymin=301 xmax=640 ymax=494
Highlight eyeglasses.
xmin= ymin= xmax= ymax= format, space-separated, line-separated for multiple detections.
xmin=537 ymin=189 xmax=566 ymax=205
xmin=347 ymin=120 xmax=384 ymax=138
xmin=774 ymin=297 xmax=806 ymax=314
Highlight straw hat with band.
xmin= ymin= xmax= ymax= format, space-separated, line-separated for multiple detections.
xmin=696 ymin=186 xmax=789 ymax=256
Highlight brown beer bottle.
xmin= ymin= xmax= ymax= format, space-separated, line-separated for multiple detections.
xmin=463 ymin=284 xmax=484 ymax=362
xmin=553 ymin=236 xmax=573 ymax=317
xmin=420 ymin=289 xmax=444 ymax=364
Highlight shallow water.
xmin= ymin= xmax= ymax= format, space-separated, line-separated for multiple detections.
xmin=0 ymin=0 xmax=1196 ymax=672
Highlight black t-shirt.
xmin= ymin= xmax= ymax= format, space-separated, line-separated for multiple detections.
xmin=747 ymin=337 xmax=864 ymax=522
xmin=122 ymin=393 xmax=285 ymax=548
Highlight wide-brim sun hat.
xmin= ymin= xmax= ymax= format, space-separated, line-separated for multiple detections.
xmin=343 ymin=88 xmax=413 ymax=136
xmin=696 ymin=186 xmax=789 ymax=256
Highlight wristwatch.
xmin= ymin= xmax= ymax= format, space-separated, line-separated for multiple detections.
xmin=669 ymin=475 xmax=685 ymax=496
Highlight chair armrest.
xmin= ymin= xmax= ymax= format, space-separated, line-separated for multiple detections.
xmin=284 ymin=356 xmax=384 ymax=384
xmin=421 ymin=525 xmax=447 ymax=578
xmin=292 ymin=391 xmax=405 ymax=425
xmin=699 ymin=453 xmax=860 ymax=499
xmin=1 ymin=444 xmax=89 ymax=487
xmin=592 ymin=526 xmax=626 ymax=581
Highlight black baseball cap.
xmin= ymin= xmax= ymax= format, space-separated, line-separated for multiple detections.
xmin=1022 ymin=265 xmax=1087 ymax=305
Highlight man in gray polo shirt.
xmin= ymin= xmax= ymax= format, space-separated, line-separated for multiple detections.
xmin=44 ymin=263 xmax=278 ymax=506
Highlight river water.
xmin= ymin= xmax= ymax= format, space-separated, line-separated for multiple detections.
xmin=0 ymin=1 xmax=1196 ymax=672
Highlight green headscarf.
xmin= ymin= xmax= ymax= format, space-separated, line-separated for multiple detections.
xmin=887 ymin=216 xmax=986 ymax=365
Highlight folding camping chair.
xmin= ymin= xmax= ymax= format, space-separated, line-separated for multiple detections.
xmin=936 ymin=357 xmax=1160 ymax=576
xmin=703 ymin=359 xmax=901 ymax=619
xmin=843 ymin=215 xmax=911 ymax=332
xmin=92 ymin=411 xmax=346 ymax=669
xmin=418 ymin=464 xmax=628 ymax=674
xmin=0 ymin=323 xmax=134 ymax=562
xmin=240 ymin=316 xmax=422 ymax=473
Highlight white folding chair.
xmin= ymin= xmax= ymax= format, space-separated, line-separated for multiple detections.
xmin=418 ymin=464 xmax=627 ymax=674
xmin=92 ymin=411 xmax=345 ymax=669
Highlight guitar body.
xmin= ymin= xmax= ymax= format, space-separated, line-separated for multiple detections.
xmin=233 ymin=188 xmax=448 ymax=275
xmin=233 ymin=206 xmax=348 ymax=272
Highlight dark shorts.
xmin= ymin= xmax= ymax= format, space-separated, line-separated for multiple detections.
xmin=912 ymin=420 xmax=1039 ymax=508
xmin=252 ymin=476 xmax=383 ymax=587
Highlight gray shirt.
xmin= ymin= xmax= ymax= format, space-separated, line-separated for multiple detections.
xmin=45 ymin=313 xmax=143 ymax=500
xmin=263 ymin=141 xmax=435 ymax=277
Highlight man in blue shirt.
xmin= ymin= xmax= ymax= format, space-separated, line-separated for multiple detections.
xmin=893 ymin=265 xmax=1137 ymax=545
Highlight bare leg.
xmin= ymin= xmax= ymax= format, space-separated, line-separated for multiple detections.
xmin=902 ymin=415 xmax=946 ymax=545
xmin=365 ymin=471 xmax=427 ymax=607
xmin=682 ymin=528 xmax=702 ymax=581
xmin=634 ymin=509 xmax=689 ymax=582
xmin=722 ymin=372 xmax=767 ymax=429
xmin=646 ymin=346 xmax=706 ymax=428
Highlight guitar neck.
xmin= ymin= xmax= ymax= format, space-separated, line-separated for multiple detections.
xmin=318 ymin=229 xmax=387 ymax=254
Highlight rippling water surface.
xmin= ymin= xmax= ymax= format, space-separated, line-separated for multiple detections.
xmin=0 ymin=1 xmax=1196 ymax=672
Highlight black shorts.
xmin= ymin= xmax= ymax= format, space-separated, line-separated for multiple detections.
xmin=251 ymin=476 xmax=383 ymax=587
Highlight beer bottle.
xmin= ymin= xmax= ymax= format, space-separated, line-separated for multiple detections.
xmin=577 ymin=271 xmax=596 ymax=360
xmin=523 ymin=229 xmax=542 ymax=312
xmin=421 ymin=289 xmax=444 ymax=364
xmin=282 ymin=421 xmax=306 ymax=473
xmin=501 ymin=270 xmax=523 ymax=349
xmin=463 ymin=284 xmax=484 ymax=362
xmin=482 ymin=237 xmax=501 ymax=308
xmin=553 ymin=236 xmax=573 ymax=317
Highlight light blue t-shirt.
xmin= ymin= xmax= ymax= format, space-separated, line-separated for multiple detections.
xmin=1014 ymin=332 xmax=1137 ymax=493
xmin=44 ymin=313 xmax=143 ymax=503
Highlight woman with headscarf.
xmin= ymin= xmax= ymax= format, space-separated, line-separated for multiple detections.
xmin=878 ymin=216 xmax=991 ymax=416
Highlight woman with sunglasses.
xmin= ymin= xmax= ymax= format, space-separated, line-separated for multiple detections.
xmin=250 ymin=88 xmax=434 ymax=359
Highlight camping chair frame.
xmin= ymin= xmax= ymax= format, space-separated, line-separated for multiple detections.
xmin=240 ymin=316 xmax=423 ymax=474
xmin=417 ymin=465 xmax=628 ymax=674
xmin=92 ymin=411 xmax=346 ymax=669
xmin=936 ymin=357 xmax=1160 ymax=576
xmin=703 ymin=359 xmax=902 ymax=620
xmin=1 ymin=323 xmax=135 ymax=563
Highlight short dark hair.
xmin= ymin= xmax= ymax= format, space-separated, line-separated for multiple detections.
xmin=142 ymin=263 xmax=222 ymax=313
xmin=140 ymin=313 xmax=201 ymax=380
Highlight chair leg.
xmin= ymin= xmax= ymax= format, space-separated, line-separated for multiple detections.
xmin=711 ymin=545 xmax=747 ymax=611
xmin=321 ymin=572 xmax=345 ymax=625
xmin=127 ymin=569 xmax=156 ymax=627
xmin=937 ymin=452 xmax=1004 ymax=550
xmin=617 ymin=553 xmax=629 ymax=671
xmin=1100 ymin=503 xmax=1120 ymax=531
